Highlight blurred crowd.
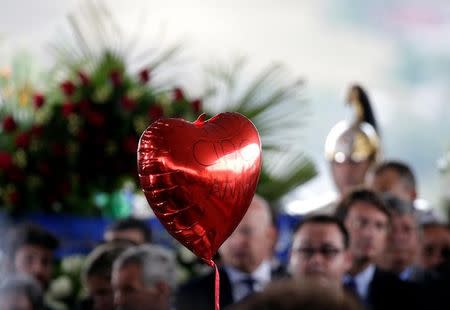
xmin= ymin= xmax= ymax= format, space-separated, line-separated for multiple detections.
xmin=1 ymin=85 xmax=450 ymax=310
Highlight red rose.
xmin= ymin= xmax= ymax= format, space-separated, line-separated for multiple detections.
xmin=78 ymin=71 xmax=90 ymax=85
xmin=31 ymin=125 xmax=43 ymax=137
xmin=0 ymin=152 xmax=13 ymax=170
xmin=15 ymin=132 xmax=31 ymax=148
xmin=121 ymin=96 xmax=136 ymax=111
xmin=61 ymin=101 xmax=75 ymax=117
xmin=191 ymin=99 xmax=202 ymax=113
xmin=87 ymin=111 xmax=105 ymax=127
xmin=78 ymin=100 xmax=90 ymax=115
xmin=2 ymin=116 xmax=17 ymax=132
xmin=8 ymin=190 xmax=20 ymax=205
xmin=139 ymin=69 xmax=150 ymax=83
xmin=148 ymin=105 xmax=164 ymax=120
xmin=60 ymin=80 xmax=76 ymax=96
xmin=33 ymin=93 xmax=45 ymax=108
xmin=77 ymin=129 xmax=88 ymax=142
xmin=7 ymin=166 xmax=24 ymax=182
xmin=38 ymin=162 xmax=51 ymax=175
xmin=110 ymin=70 xmax=122 ymax=86
xmin=123 ymin=136 xmax=138 ymax=154
xmin=173 ymin=87 xmax=185 ymax=101
xmin=51 ymin=143 xmax=66 ymax=156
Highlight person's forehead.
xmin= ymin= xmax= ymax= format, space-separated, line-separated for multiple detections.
xmin=115 ymin=263 xmax=142 ymax=282
xmin=295 ymin=223 xmax=343 ymax=243
xmin=348 ymin=201 xmax=387 ymax=219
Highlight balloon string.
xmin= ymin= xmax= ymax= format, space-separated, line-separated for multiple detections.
xmin=205 ymin=259 xmax=220 ymax=310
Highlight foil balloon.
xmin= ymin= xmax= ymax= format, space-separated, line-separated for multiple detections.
xmin=137 ymin=112 xmax=262 ymax=262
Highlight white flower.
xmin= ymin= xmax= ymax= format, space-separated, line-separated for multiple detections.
xmin=48 ymin=276 xmax=73 ymax=300
xmin=61 ymin=255 xmax=85 ymax=274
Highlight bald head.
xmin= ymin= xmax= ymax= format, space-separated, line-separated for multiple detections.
xmin=220 ymin=195 xmax=276 ymax=273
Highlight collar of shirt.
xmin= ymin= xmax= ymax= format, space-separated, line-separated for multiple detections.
xmin=225 ymin=260 xmax=272 ymax=301
xmin=399 ymin=266 xmax=414 ymax=281
xmin=343 ymin=264 xmax=375 ymax=300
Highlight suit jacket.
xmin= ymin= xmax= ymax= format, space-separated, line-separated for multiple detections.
xmin=367 ymin=267 xmax=423 ymax=310
xmin=175 ymin=266 xmax=286 ymax=310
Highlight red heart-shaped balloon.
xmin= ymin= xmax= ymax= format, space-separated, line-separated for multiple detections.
xmin=137 ymin=113 xmax=262 ymax=261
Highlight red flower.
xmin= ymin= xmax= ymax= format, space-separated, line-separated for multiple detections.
xmin=33 ymin=93 xmax=45 ymax=108
xmin=51 ymin=143 xmax=66 ymax=157
xmin=173 ymin=87 xmax=185 ymax=101
xmin=139 ymin=69 xmax=150 ymax=83
xmin=15 ymin=132 xmax=31 ymax=149
xmin=78 ymin=71 xmax=90 ymax=85
xmin=110 ymin=70 xmax=122 ymax=86
xmin=77 ymin=129 xmax=88 ymax=142
xmin=38 ymin=162 xmax=51 ymax=176
xmin=123 ymin=136 xmax=138 ymax=154
xmin=2 ymin=116 xmax=17 ymax=132
xmin=31 ymin=125 xmax=43 ymax=137
xmin=7 ymin=166 xmax=24 ymax=182
xmin=8 ymin=190 xmax=20 ymax=205
xmin=87 ymin=111 xmax=105 ymax=127
xmin=61 ymin=101 xmax=76 ymax=117
xmin=78 ymin=100 xmax=91 ymax=115
xmin=0 ymin=152 xmax=13 ymax=170
xmin=148 ymin=105 xmax=164 ymax=120
xmin=191 ymin=99 xmax=202 ymax=113
xmin=121 ymin=96 xmax=136 ymax=111
xmin=60 ymin=80 xmax=76 ymax=96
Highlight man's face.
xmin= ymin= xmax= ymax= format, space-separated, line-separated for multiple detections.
xmin=104 ymin=229 xmax=146 ymax=245
xmin=331 ymin=160 xmax=372 ymax=195
xmin=112 ymin=263 xmax=164 ymax=310
xmin=382 ymin=214 xmax=419 ymax=273
xmin=289 ymin=223 xmax=351 ymax=286
xmin=370 ymin=169 xmax=415 ymax=202
xmin=344 ymin=202 xmax=389 ymax=262
xmin=0 ymin=292 xmax=33 ymax=310
xmin=14 ymin=245 xmax=54 ymax=289
xmin=86 ymin=275 xmax=114 ymax=310
xmin=219 ymin=199 xmax=275 ymax=273
xmin=420 ymin=226 xmax=450 ymax=270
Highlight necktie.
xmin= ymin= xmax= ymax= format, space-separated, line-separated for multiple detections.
xmin=344 ymin=277 xmax=358 ymax=297
xmin=241 ymin=276 xmax=256 ymax=295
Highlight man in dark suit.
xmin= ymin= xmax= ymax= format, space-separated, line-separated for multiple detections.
xmin=175 ymin=195 xmax=281 ymax=310
xmin=336 ymin=188 xmax=422 ymax=309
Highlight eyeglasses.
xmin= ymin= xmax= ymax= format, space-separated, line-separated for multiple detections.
xmin=294 ymin=246 xmax=344 ymax=260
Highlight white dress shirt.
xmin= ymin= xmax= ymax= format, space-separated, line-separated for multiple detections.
xmin=352 ymin=264 xmax=376 ymax=300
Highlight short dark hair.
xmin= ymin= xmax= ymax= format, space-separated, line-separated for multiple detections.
xmin=106 ymin=218 xmax=152 ymax=243
xmin=374 ymin=160 xmax=416 ymax=191
xmin=335 ymin=187 xmax=390 ymax=222
xmin=82 ymin=241 xmax=132 ymax=282
xmin=294 ymin=215 xmax=350 ymax=249
xmin=5 ymin=223 xmax=59 ymax=260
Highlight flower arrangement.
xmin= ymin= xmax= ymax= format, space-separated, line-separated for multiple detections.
xmin=0 ymin=51 xmax=201 ymax=215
